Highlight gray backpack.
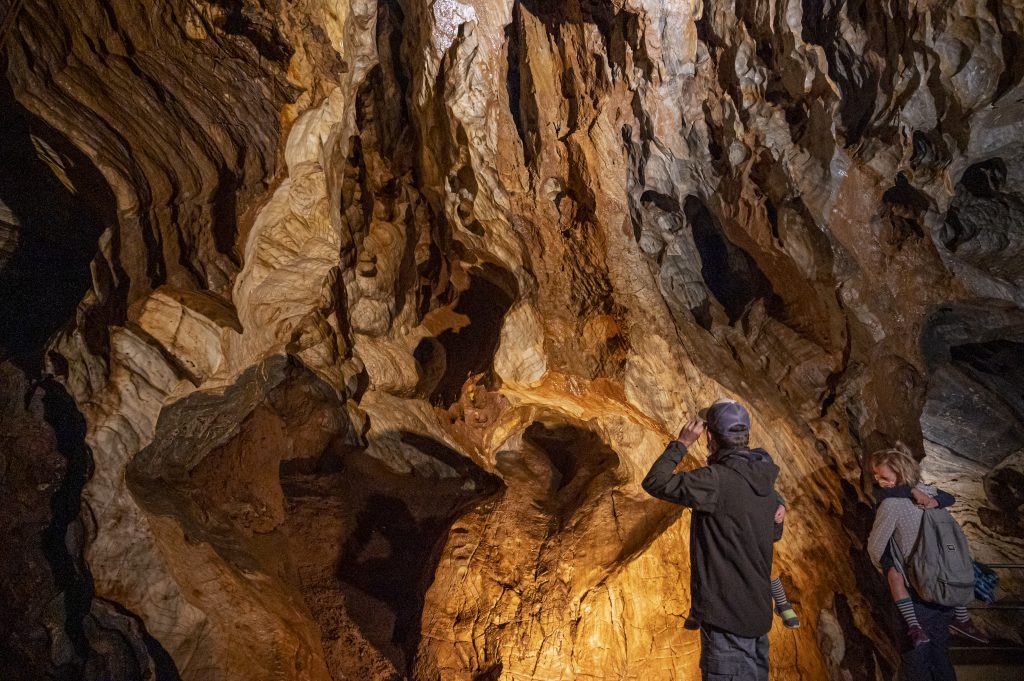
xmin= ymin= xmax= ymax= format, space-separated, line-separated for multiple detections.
xmin=906 ymin=508 xmax=975 ymax=606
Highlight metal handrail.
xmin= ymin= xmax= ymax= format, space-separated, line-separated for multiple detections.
xmin=969 ymin=564 xmax=1024 ymax=610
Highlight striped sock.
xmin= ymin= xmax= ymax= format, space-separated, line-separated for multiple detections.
xmin=954 ymin=606 xmax=969 ymax=623
xmin=770 ymin=577 xmax=791 ymax=611
xmin=896 ymin=598 xmax=919 ymax=628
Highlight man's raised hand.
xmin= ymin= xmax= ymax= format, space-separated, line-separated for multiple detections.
xmin=677 ymin=419 xmax=706 ymax=447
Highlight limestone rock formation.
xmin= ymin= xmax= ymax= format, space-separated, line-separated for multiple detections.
xmin=2 ymin=0 xmax=1023 ymax=680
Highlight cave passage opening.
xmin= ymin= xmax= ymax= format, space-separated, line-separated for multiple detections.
xmin=918 ymin=302 xmax=1024 ymax=620
xmin=521 ymin=417 xmax=620 ymax=526
xmin=280 ymin=434 xmax=500 ymax=679
xmin=684 ymin=195 xmax=780 ymax=324
xmin=0 ymin=66 xmax=155 ymax=680
xmin=430 ymin=267 xmax=516 ymax=407
xmin=941 ymin=153 xmax=1024 ymax=285
xmin=920 ymin=306 xmax=1024 ymax=467
xmin=0 ymin=72 xmax=113 ymax=374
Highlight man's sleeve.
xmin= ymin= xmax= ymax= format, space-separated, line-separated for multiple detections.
xmin=772 ymin=489 xmax=785 ymax=542
xmin=641 ymin=441 xmax=719 ymax=511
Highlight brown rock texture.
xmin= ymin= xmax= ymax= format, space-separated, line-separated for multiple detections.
xmin=2 ymin=0 xmax=1023 ymax=679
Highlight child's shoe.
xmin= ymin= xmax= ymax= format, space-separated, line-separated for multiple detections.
xmin=908 ymin=624 xmax=930 ymax=647
xmin=776 ymin=607 xmax=800 ymax=628
xmin=950 ymin=618 xmax=989 ymax=644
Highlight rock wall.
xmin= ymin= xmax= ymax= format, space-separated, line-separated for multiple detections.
xmin=2 ymin=0 xmax=1023 ymax=679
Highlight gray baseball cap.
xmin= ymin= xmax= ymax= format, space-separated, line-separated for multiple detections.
xmin=701 ymin=398 xmax=750 ymax=435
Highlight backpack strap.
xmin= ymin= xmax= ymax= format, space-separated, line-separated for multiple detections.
xmin=887 ymin=536 xmax=911 ymax=587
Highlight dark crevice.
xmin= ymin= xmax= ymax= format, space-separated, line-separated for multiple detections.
xmin=378 ymin=0 xmax=411 ymax=150
xmin=836 ymin=476 xmax=899 ymax=681
xmin=522 ymin=419 xmax=619 ymax=524
xmin=921 ymin=302 xmax=1024 ymax=550
xmin=39 ymin=379 xmax=93 ymax=663
xmin=695 ymin=9 xmax=712 ymax=46
xmin=799 ymin=0 xmax=883 ymax=146
xmin=800 ymin=0 xmax=841 ymax=56
xmin=959 ymin=157 xmax=1007 ymax=198
xmin=882 ymin=173 xmax=929 ymax=213
xmin=765 ymin=198 xmax=780 ymax=242
xmin=7 ymin=376 xmax=180 ymax=681
xmin=639 ymin=189 xmax=679 ymax=214
xmin=431 ymin=269 xmax=516 ymax=407
xmin=831 ymin=593 xmax=896 ymax=681
xmin=280 ymin=442 xmax=500 ymax=678
xmin=398 ymin=431 xmax=499 ymax=488
xmin=985 ymin=466 xmax=1024 ymax=519
xmin=939 ymin=157 xmax=1024 ymax=282
xmin=472 ymin=663 xmax=504 ymax=681
xmin=208 ymin=0 xmax=294 ymax=64
xmin=948 ymin=338 xmax=1024 ymax=424
xmin=88 ymin=599 xmax=183 ymax=681
xmin=505 ymin=1 xmax=534 ymax=165
xmin=941 ymin=208 xmax=968 ymax=252
xmin=909 ymin=129 xmax=952 ymax=171
xmin=684 ymin=195 xmax=779 ymax=323
xmin=209 ymin=166 xmax=241 ymax=266
xmin=365 ymin=1 xmax=412 ymax=164
xmin=820 ymin=389 xmax=838 ymax=418
xmin=0 ymin=74 xmax=110 ymax=374
xmin=880 ymin=173 xmax=928 ymax=248
xmin=338 ymin=492 xmax=441 ymax=660
xmin=991 ymin=0 xmax=1024 ymax=101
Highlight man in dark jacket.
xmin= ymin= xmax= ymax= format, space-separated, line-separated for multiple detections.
xmin=642 ymin=399 xmax=780 ymax=681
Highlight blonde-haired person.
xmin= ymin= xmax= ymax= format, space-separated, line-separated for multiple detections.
xmin=867 ymin=443 xmax=986 ymax=650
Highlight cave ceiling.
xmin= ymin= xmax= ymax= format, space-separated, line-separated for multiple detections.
xmin=2 ymin=0 xmax=1024 ymax=680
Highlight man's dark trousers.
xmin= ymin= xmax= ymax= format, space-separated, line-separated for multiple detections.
xmin=699 ymin=625 xmax=769 ymax=681
xmin=901 ymin=600 xmax=957 ymax=681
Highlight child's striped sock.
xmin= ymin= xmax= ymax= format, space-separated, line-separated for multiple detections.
xmin=896 ymin=597 xmax=920 ymax=628
xmin=771 ymin=577 xmax=800 ymax=627
xmin=954 ymin=606 xmax=969 ymax=622
xmin=770 ymin=577 xmax=791 ymax=611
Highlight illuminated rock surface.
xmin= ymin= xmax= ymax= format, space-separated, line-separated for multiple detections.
xmin=1 ymin=0 xmax=1023 ymax=679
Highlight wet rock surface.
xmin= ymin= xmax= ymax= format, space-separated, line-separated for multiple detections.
xmin=2 ymin=0 xmax=1024 ymax=679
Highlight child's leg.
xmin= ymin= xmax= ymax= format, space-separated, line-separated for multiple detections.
xmin=950 ymin=607 xmax=988 ymax=642
xmin=770 ymin=574 xmax=800 ymax=628
xmin=886 ymin=566 xmax=910 ymax=602
xmin=769 ymin=576 xmax=789 ymax=610
xmin=887 ymin=567 xmax=921 ymax=631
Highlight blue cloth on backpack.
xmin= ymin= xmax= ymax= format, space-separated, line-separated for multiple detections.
xmin=973 ymin=561 xmax=999 ymax=604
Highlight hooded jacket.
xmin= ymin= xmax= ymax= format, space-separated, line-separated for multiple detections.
xmin=642 ymin=441 xmax=781 ymax=637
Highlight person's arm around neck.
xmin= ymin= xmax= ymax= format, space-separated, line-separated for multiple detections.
xmin=931 ymin=487 xmax=956 ymax=508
